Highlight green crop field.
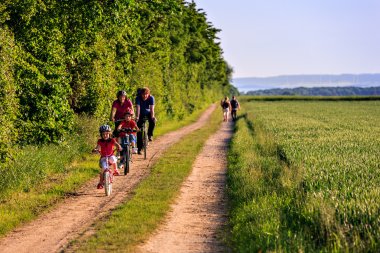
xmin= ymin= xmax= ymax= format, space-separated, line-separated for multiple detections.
xmin=227 ymin=98 xmax=380 ymax=252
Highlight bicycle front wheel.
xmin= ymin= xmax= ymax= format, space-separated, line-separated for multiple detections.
xmin=124 ymin=146 xmax=130 ymax=175
xmin=104 ymin=171 xmax=112 ymax=196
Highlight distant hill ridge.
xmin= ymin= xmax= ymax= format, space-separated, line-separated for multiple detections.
xmin=246 ymin=86 xmax=380 ymax=96
xmin=233 ymin=74 xmax=380 ymax=92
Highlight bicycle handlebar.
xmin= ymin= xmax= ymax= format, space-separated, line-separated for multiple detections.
xmin=138 ymin=116 xmax=157 ymax=123
xmin=92 ymin=147 xmax=122 ymax=154
xmin=119 ymin=128 xmax=138 ymax=133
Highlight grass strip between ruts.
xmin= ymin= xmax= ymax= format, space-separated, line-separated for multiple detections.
xmin=72 ymin=104 xmax=222 ymax=252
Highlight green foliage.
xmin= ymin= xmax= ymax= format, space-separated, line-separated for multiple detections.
xmin=0 ymin=0 xmax=234 ymax=161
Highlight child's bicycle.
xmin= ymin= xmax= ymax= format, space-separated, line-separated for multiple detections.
xmin=92 ymin=150 xmax=113 ymax=196
xmin=118 ymin=128 xmax=137 ymax=175
xmin=103 ymin=156 xmax=113 ymax=196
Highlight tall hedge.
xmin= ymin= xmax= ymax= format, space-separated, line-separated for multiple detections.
xmin=0 ymin=0 xmax=234 ymax=159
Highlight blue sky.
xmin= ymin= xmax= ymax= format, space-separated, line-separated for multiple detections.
xmin=192 ymin=0 xmax=380 ymax=78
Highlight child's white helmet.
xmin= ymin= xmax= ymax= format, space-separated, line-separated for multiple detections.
xmin=99 ymin=124 xmax=112 ymax=133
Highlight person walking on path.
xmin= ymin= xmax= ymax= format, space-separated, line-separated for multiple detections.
xmin=220 ymin=96 xmax=232 ymax=122
xmin=135 ymin=87 xmax=156 ymax=154
xmin=230 ymin=95 xmax=240 ymax=121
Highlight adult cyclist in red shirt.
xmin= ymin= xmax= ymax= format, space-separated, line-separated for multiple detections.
xmin=110 ymin=90 xmax=134 ymax=137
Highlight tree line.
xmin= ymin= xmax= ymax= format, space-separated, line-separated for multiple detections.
xmin=245 ymin=86 xmax=380 ymax=96
xmin=0 ymin=0 xmax=236 ymax=163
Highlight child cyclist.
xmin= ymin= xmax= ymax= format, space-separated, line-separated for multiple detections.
xmin=93 ymin=124 xmax=122 ymax=189
xmin=117 ymin=111 xmax=139 ymax=155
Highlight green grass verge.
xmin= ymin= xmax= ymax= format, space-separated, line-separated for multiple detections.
xmin=227 ymin=111 xmax=303 ymax=252
xmin=71 ymin=105 xmax=221 ymax=252
xmin=0 ymin=105 xmax=214 ymax=238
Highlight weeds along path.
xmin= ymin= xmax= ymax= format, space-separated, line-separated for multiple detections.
xmin=0 ymin=104 xmax=217 ymax=253
xmin=138 ymin=120 xmax=233 ymax=253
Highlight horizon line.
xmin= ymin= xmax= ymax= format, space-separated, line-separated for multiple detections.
xmin=233 ymin=73 xmax=380 ymax=79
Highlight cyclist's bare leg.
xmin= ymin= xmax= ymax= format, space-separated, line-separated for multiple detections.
xmin=111 ymin=162 xmax=117 ymax=173
xmin=99 ymin=170 xmax=104 ymax=184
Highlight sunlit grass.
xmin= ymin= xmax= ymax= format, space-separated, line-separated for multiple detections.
xmin=227 ymin=100 xmax=380 ymax=252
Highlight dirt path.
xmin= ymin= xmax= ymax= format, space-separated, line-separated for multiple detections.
xmin=138 ymin=120 xmax=233 ymax=253
xmin=0 ymin=104 xmax=220 ymax=253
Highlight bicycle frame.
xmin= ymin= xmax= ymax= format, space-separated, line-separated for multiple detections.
xmin=119 ymin=128 xmax=137 ymax=175
xmin=120 ymin=134 xmax=132 ymax=175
